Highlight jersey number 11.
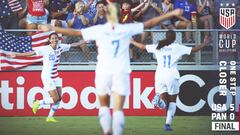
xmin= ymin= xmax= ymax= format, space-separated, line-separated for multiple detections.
xmin=163 ymin=55 xmax=171 ymax=68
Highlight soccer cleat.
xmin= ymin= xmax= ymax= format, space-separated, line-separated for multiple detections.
xmin=103 ymin=129 xmax=111 ymax=135
xmin=151 ymin=93 xmax=166 ymax=109
xmin=46 ymin=117 xmax=59 ymax=123
xmin=32 ymin=100 xmax=39 ymax=114
xmin=164 ymin=124 xmax=173 ymax=131
xmin=103 ymin=132 xmax=111 ymax=135
xmin=152 ymin=93 xmax=160 ymax=107
xmin=158 ymin=98 xmax=166 ymax=109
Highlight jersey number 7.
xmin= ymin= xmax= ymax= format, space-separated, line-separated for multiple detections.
xmin=112 ymin=40 xmax=120 ymax=57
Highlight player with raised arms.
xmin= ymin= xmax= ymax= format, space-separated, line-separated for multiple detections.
xmin=130 ymin=30 xmax=211 ymax=131
xmin=9 ymin=33 xmax=85 ymax=122
xmin=38 ymin=2 xmax=183 ymax=135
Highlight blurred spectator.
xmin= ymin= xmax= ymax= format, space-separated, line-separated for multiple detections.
xmin=174 ymin=0 xmax=197 ymax=43
xmin=120 ymin=0 xmax=146 ymax=24
xmin=161 ymin=0 xmax=175 ymax=29
xmin=50 ymin=0 xmax=74 ymax=27
xmin=82 ymin=0 xmax=99 ymax=22
xmin=196 ymin=0 xmax=214 ymax=40
xmin=18 ymin=0 xmax=28 ymax=29
xmin=131 ymin=0 xmax=143 ymax=21
xmin=0 ymin=0 xmax=26 ymax=30
xmin=119 ymin=0 xmax=146 ymax=62
xmin=92 ymin=1 xmax=107 ymax=25
xmin=66 ymin=1 xmax=90 ymax=29
xmin=26 ymin=0 xmax=49 ymax=35
xmin=212 ymin=0 xmax=220 ymax=29
xmin=66 ymin=1 xmax=91 ymax=61
xmin=140 ymin=0 xmax=162 ymax=44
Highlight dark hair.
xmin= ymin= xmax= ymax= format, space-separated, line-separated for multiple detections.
xmin=156 ymin=30 xmax=176 ymax=50
xmin=96 ymin=1 xmax=106 ymax=7
xmin=49 ymin=32 xmax=58 ymax=39
xmin=121 ymin=0 xmax=133 ymax=6
xmin=47 ymin=32 xmax=59 ymax=45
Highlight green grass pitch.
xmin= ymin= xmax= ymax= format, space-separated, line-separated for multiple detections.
xmin=0 ymin=116 xmax=238 ymax=135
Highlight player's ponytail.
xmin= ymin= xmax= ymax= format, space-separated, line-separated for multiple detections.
xmin=156 ymin=30 xmax=176 ymax=50
xmin=106 ymin=3 xmax=120 ymax=25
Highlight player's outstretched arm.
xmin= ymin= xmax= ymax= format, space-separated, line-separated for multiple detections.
xmin=131 ymin=0 xmax=147 ymax=13
xmin=38 ymin=25 xmax=82 ymax=37
xmin=70 ymin=40 xmax=87 ymax=47
xmin=143 ymin=9 xmax=183 ymax=29
xmin=130 ymin=39 xmax=146 ymax=50
xmin=191 ymin=36 xmax=211 ymax=53
xmin=7 ymin=51 xmax=36 ymax=58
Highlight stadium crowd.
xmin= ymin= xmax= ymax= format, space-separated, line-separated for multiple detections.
xmin=1 ymin=0 xmax=240 ymax=31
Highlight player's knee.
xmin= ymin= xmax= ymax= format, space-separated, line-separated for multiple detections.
xmin=160 ymin=93 xmax=168 ymax=100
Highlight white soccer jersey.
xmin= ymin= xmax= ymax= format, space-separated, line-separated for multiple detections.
xmin=146 ymin=43 xmax=192 ymax=79
xmin=81 ymin=22 xmax=144 ymax=73
xmin=35 ymin=44 xmax=70 ymax=79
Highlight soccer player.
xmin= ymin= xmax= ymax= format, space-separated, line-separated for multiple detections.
xmin=38 ymin=3 xmax=183 ymax=135
xmin=130 ymin=30 xmax=211 ymax=131
xmin=9 ymin=33 xmax=85 ymax=122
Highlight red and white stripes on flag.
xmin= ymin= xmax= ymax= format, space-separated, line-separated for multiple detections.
xmin=0 ymin=31 xmax=58 ymax=71
xmin=8 ymin=0 xmax=23 ymax=12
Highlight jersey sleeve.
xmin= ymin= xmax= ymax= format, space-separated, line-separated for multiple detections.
xmin=60 ymin=44 xmax=71 ymax=52
xmin=176 ymin=44 xmax=192 ymax=56
xmin=125 ymin=23 xmax=144 ymax=36
xmin=145 ymin=44 xmax=156 ymax=53
xmin=81 ymin=25 xmax=102 ymax=40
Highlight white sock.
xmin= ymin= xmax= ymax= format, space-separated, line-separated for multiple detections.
xmin=166 ymin=102 xmax=176 ymax=125
xmin=38 ymin=98 xmax=54 ymax=105
xmin=112 ymin=111 xmax=124 ymax=135
xmin=98 ymin=106 xmax=111 ymax=134
xmin=48 ymin=102 xmax=60 ymax=118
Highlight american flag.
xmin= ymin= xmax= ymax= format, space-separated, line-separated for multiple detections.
xmin=0 ymin=30 xmax=55 ymax=71
xmin=0 ymin=0 xmax=23 ymax=18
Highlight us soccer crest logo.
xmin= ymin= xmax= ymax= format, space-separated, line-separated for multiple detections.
xmin=219 ymin=4 xmax=236 ymax=29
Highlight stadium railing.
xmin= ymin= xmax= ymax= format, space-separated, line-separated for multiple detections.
xmin=5 ymin=29 xmax=240 ymax=71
